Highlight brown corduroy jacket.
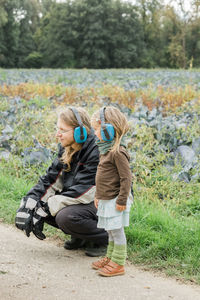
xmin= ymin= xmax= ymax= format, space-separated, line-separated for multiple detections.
xmin=95 ymin=146 xmax=132 ymax=206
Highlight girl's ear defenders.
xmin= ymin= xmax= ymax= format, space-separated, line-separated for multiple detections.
xmin=69 ymin=107 xmax=87 ymax=143
xmin=100 ymin=107 xmax=115 ymax=141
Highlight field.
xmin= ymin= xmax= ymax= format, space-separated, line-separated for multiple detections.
xmin=0 ymin=68 xmax=200 ymax=284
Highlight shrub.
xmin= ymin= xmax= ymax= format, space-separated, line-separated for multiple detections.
xmin=24 ymin=52 xmax=43 ymax=68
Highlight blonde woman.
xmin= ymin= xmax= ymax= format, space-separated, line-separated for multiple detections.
xmin=15 ymin=106 xmax=108 ymax=257
xmin=91 ymin=106 xmax=133 ymax=276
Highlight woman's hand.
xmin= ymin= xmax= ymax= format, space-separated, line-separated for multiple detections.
xmin=116 ymin=204 xmax=126 ymax=212
xmin=94 ymin=198 xmax=99 ymax=209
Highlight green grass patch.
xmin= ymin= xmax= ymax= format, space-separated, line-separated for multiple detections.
xmin=126 ymin=189 xmax=200 ymax=284
xmin=0 ymin=171 xmax=33 ymax=223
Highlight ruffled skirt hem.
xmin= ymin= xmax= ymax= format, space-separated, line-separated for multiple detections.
xmin=97 ymin=194 xmax=133 ymax=230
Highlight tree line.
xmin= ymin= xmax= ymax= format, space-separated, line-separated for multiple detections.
xmin=0 ymin=0 xmax=200 ymax=69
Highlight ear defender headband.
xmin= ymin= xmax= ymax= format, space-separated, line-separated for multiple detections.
xmin=70 ymin=107 xmax=87 ymax=143
xmin=100 ymin=107 xmax=115 ymax=142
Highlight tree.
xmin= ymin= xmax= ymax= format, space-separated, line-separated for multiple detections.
xmin=37 ymin=1 xmax=78 ymax=67
xmin=75 ymin=0 xmax=114 ymax=68
xmin=37 ymin=0 xmax=144 ymax=68
xmin=107 ymin=0 xmax=144 ymax=68
xmin=17 ymin=0 xmax=41 ymax=67
xmin=1 ymin=0 xmax=200 ymax=68
xmin=166 ymin=0 xmax=197 ymax=68
xmin=0 ymin=0 xmax=20 ymax=67
xmin=186 ymin=16 xmax=200 ymax=67
xmin=0 ymin=0 xmax=8 ymax=65
xmin=185 ymin=0 xmax=200 ymax=67
xmin=136 ymin=0 xmax=165 ymax=67
xmin=0 ymin=0 xmax=7 ymax=26
xmin=160 ymin=5 xmax=184 ymax=68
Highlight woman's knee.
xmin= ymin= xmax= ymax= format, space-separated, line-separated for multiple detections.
xmin=55 ymin=206 xmax=80 ymax=229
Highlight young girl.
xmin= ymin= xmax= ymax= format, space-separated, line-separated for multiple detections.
xmin=91 ymin=106 xmax=133 ymax=277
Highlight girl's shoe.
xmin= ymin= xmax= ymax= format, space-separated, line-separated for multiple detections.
xmin=98 ymin=260 xmax=125 ymax=277
xmin=91 ymin=257 xmax=110 ymax=270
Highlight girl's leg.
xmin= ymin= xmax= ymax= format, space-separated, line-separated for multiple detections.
xmin=111 ymin=227 xmax=126 ymax=245
xmin=106 ymin=230 xmax=114 ymax=259
xmin=98 ymin=228 xmax=126 ymax=276
xmin=110 ymin=227 xmax=127 ymax=266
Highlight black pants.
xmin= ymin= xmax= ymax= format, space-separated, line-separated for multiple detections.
xmin=45 ymin=202 xmax=108 ymax=246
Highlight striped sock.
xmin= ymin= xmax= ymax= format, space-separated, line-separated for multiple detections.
xmin=106 ymin=241 xmax=114 ymax=259
xmin=111 ymin=244 xmax=127 ymax=266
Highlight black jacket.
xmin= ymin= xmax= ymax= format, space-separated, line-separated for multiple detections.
xmin=25 ymin=133 xmax=99 ymax=203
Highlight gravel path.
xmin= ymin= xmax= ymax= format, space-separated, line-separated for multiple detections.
xmin=0 ymin=223 xmax=200 ymax=300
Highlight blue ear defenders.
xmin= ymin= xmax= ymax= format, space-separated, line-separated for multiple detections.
xmin=70 ymin=107 xmax=87 ymax=143
xmin=100 ymin=107 xmax=115 ymax=142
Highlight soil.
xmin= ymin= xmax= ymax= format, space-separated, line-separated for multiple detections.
xmin=0 ymin=222 xmax=200 ymax=300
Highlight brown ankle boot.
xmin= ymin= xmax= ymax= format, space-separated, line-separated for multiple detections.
xmin=98 ymin=260 xmax=125 ymax=277
xmin=91 ymin=257 xmax=110 ymax=270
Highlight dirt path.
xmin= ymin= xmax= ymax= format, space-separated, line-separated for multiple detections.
xmin=0 ymin=223 xmax=200 ymax=300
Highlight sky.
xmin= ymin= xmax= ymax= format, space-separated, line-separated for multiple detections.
xmin=57 ymin=0 xmax=193 ymax=11
xmin=120 ymin=0 xmax=195 ymax=19
xmin=126 ymin=0 xmax=192 ymax=11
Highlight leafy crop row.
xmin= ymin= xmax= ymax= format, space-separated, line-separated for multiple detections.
xmin=1 ymin=83 xmax=200 ymax=112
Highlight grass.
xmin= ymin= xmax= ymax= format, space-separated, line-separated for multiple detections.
xmin=124 ymin=158 xmax=200 ymax=284
xmin=0 ymin=171 xmax=32 ymax=223
xmin=126 ymin=197 xmax=200 ymax=283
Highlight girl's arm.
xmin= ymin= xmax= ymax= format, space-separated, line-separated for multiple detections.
xmin=113 ymin=148 xmax=132 ymax=207
xmin=116 ymin=203 xmax=127 ymax=211
xmin=94 ymin=197 xmax=99 ymax=209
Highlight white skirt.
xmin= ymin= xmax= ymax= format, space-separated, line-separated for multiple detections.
xmin=97 ymin=193 xmax=133 ymax=231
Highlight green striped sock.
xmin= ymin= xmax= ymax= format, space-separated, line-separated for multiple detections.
xmin=106 ymin=241 xmax=114 ymax=259
xmin=111 ymin=244 xmax=127 ymax=266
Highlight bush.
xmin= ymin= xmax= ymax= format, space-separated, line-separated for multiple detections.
xmin=24 ymin=52 xmax=43 ymax=68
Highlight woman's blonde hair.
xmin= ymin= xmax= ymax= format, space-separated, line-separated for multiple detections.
xmin=91 ymin=106 xmax=129 ymax=153
xmin=58 ymin=106 xmax=91 ymax=171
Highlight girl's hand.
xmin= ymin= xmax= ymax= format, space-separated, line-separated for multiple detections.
xmin=94 ymin=198 xmax=99 ymax=209
xmin=116 ymin=204 xmax=126 ymax=211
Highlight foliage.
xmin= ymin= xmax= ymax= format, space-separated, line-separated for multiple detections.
xmin=24 ymin=51 xmax=43 ymax=68
xmin=0 ymin=0 xmax=40 ymax=67
xmin=1 ymin=0 xmax=200 ymax=68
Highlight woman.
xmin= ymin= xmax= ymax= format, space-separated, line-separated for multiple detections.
xmin=15 ymin=106 xmax=108 ymax=257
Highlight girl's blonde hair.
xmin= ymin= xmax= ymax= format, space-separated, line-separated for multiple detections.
xmin=58 ymin=106 xmax=91 ymax=171
xmin=91 ymin=106 xmax=129 ymax=153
